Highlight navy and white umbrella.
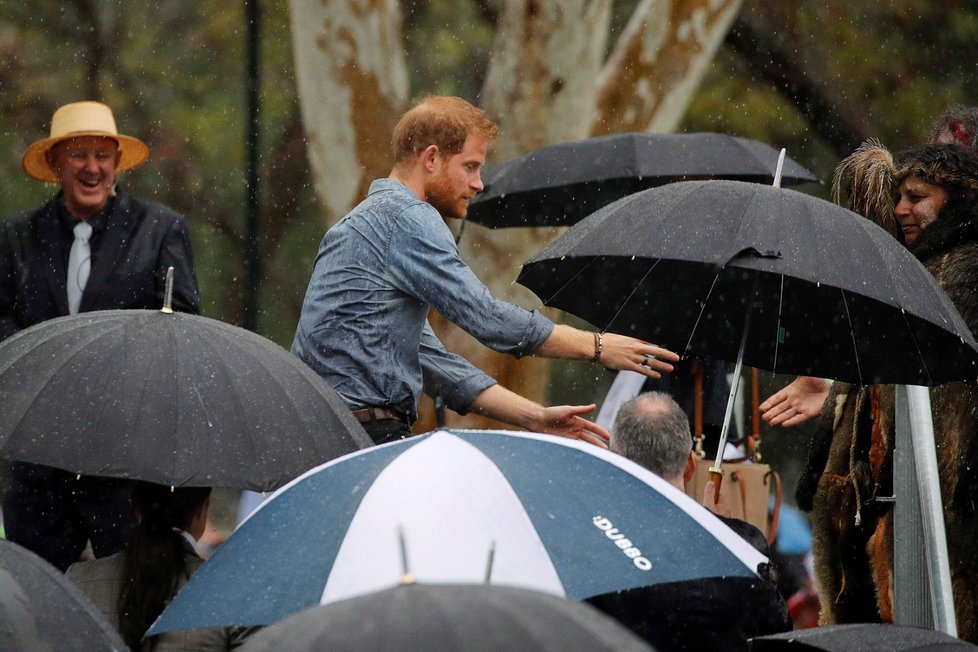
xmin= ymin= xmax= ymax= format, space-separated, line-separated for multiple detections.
xmin=150 ymin=429 xmax=766 ymax=634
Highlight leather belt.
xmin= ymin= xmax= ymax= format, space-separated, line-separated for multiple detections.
xmin=350 ymin=406 xmax=409 ymax=424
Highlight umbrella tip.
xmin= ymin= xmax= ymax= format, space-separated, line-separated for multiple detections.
xmin=773 ymin=148 xmax=786 ymax=188
xmin=161 ymin=266 xmax=175 ymax=314
xmin=398 ymin=525 xmax=413 ymax=583
xmin=484 ymin=540 xmax=496 ymax=584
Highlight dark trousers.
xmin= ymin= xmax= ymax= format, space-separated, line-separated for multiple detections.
xmin=359 ymin=418 xmax=413 ymax=446
xmin=3 ymin=461 xmax=134 ymax=572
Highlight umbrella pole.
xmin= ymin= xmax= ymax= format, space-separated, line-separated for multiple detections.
xmin=708 ymin=299 xmax=754 ymax=503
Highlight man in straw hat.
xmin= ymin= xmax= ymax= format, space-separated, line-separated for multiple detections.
xmin=0 ymin=100 xmax=199 ymax=571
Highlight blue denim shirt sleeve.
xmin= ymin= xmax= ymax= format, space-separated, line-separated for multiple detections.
xmin=419 ymin=321 xmax=497 ymax=414
xmin=389 ymin=200 xmax=554 ymax=357
xmin=291 ymin=179 xmax=554 ymax=424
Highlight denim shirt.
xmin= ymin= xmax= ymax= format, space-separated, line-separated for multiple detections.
xmin=291 ymin=178 xmax=554 ymax=423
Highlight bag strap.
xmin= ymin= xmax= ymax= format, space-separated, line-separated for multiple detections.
xmin=765 ymin=468 xmax=783 ymax=545
xmin=691 ymin=358 xmax=706 ymax=457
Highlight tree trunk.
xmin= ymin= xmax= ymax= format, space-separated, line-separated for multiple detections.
xmin=287 ymin=0 xmax=409 ymax=224
xmin=594 ymin=0 xmax=744 ymax=135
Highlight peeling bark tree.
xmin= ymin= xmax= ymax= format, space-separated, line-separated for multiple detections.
xmin=288 ymin=0 xmax=744 ymax=431
xmin=289 ymin=0 xmax=409 ymax=221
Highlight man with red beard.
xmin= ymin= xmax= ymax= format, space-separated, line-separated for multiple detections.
xmin=292 ymin=96 xmax=678 ymax=445
xmin=0 ymin=101 xmax=199 ymax=571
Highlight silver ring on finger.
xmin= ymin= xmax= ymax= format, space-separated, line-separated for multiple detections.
xmin=642 ymin=353 xmax=655 ymax=368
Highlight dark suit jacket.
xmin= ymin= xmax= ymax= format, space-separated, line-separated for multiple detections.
xmin=0 ymin=188 xmax=199 ymax=341
xmin=586 ymin=516 xmax=791 ymax=652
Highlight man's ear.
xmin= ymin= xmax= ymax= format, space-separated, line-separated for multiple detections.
xmin=421 ymin=144 xmax=440 ymax=172
xmin=683 ymin=450 xmax=697 ymax=484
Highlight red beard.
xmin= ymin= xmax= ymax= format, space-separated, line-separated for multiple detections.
xmin=425 ymin=168 xmax=468 ymax=219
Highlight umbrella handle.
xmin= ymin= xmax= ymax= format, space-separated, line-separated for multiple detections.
xmin=708 ymin=467 xmax=724 ymax=504
xmin=161 ymin=266 xmax=174 ymax=314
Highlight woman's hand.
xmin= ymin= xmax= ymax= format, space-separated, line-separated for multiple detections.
xmin=759 ymin=376 xmax=830 ymax=428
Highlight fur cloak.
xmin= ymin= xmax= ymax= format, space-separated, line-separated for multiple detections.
xmin=798 ymin=166 xmax=978 ymax=640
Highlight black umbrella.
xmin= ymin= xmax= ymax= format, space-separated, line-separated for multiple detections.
xmin=518 ymin=179 xmax=978 ymax=387
xmin=0 ymin=539 xmax=127 ymax=650
xmin=237 ymin=583 xmax=654 ymax=652
xmin=467 ymin=132 xmax=818 ymax=228
xmin=588 ymin=576 xmax=791 ymax=651
xmin=750 ymin=623 xmax=977 ymax=650
xmin=0 ymin=309 xmax=373 ymax=491
xmin=518 ymin=178 xmax=978 ymax=494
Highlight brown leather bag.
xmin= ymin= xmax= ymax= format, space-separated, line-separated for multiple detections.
xmin=682 ymin=362 xmax=782 ymax=543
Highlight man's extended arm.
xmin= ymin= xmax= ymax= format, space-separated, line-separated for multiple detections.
xmin=532 ymin=324 xmax=677 ymax=377
xmin=468 ymin=384 xmax=609 ymax=447
xmin=420 ymin=321 xmax=609 ymax=446
xmin=393 ymin=204 xmax=679 ymax=373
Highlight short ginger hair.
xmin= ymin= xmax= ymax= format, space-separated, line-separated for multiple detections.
xmin=392 ymin=95 xmax=497 ymax=164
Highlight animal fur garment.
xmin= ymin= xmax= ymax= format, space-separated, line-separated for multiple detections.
xmin=831 ymin=139 xmax=899 ymax=240
xmin=800 ymin=142 xmax=978 ymax=641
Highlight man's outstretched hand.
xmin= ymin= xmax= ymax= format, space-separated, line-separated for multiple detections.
xmin=533 ymin=404 xmax=610 ymax=448
xmin=470 ymin=385 xmax=610 ymax=448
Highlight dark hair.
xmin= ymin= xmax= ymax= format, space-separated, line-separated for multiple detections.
xmin=392 ymin=96 xmax=497 ymax=164
xmin=927 ymin=105 xmax=978 ymax=148
xmin=895 ymin=143 xmax=978 ymax=194
xmin=117 ymin=481 xmax=211 ymax=650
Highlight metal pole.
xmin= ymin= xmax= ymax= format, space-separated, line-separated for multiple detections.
xmin=708 ymin=284 xmax=754 ymax=502
xmin=893 ymin=384 xmax=957 ymax=636
xmin=894 ymin=386 xmax=932 ymax=628
xmin=243 ymin=0 xmax=262 ymax=332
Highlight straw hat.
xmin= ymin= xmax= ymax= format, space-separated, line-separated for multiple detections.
xmin=21 ymin=101 xmax=149 ymax=183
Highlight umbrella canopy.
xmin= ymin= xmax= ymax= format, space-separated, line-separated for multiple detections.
xmin=149 ymin=428 xmax=766 ymax=634
xmin=239 ymin=583 xmax=654 ymax=652
xmin=0 ymin=539 xmax=127 ymax=650
xmin=518 ymin=179 xmax=978 ymax=386
xmin=750 ymin=623 xmax=977 ymax=650
xmin=467 ymin=132 xmax=818 ymax=228
xmin=0 ymin=309 xmax=373 ymax=491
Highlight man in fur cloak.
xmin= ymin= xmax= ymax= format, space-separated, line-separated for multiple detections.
xmin=797 ymin=142 xmax=978 ymax=641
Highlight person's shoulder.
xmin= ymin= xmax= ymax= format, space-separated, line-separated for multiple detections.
xmin=0 ymin=211 xmax=32 ymax=234
xmin=360 ymin=180 xmax=448 ymax=237
xmin=66 ymin=552 xmax=125 ymax=582
xmin=1 ymin=199 xmax=53 ymax=230
xmin=115 ymin=189 xmax=186 ymax=223
xmin=717 ymin=514 xmax=770 ymax=554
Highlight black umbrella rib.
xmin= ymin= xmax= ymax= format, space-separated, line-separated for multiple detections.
xmin=529 ymin=256 xmax=603 ymax=311
xmin=898 ymin=307 xmax=934 ymax=387
xmin=773 ymin=274 xmax=784 ymax=372
xmin=682 ymin=271 xmax=722 ymax=357
xmin=839 ymin=289 xmax=864 ymax=386
xmin=603 ymin=257 xmax=665 ymax=335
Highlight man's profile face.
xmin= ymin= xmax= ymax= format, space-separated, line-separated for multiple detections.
xmin=425 ymin=133 xmax=488 ymax=219
xmin=48 ymin=136 xmax=121 ymax=219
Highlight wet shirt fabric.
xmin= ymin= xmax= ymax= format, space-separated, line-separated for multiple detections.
xmin=291 ymin=178 xmax=553 ymax=423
